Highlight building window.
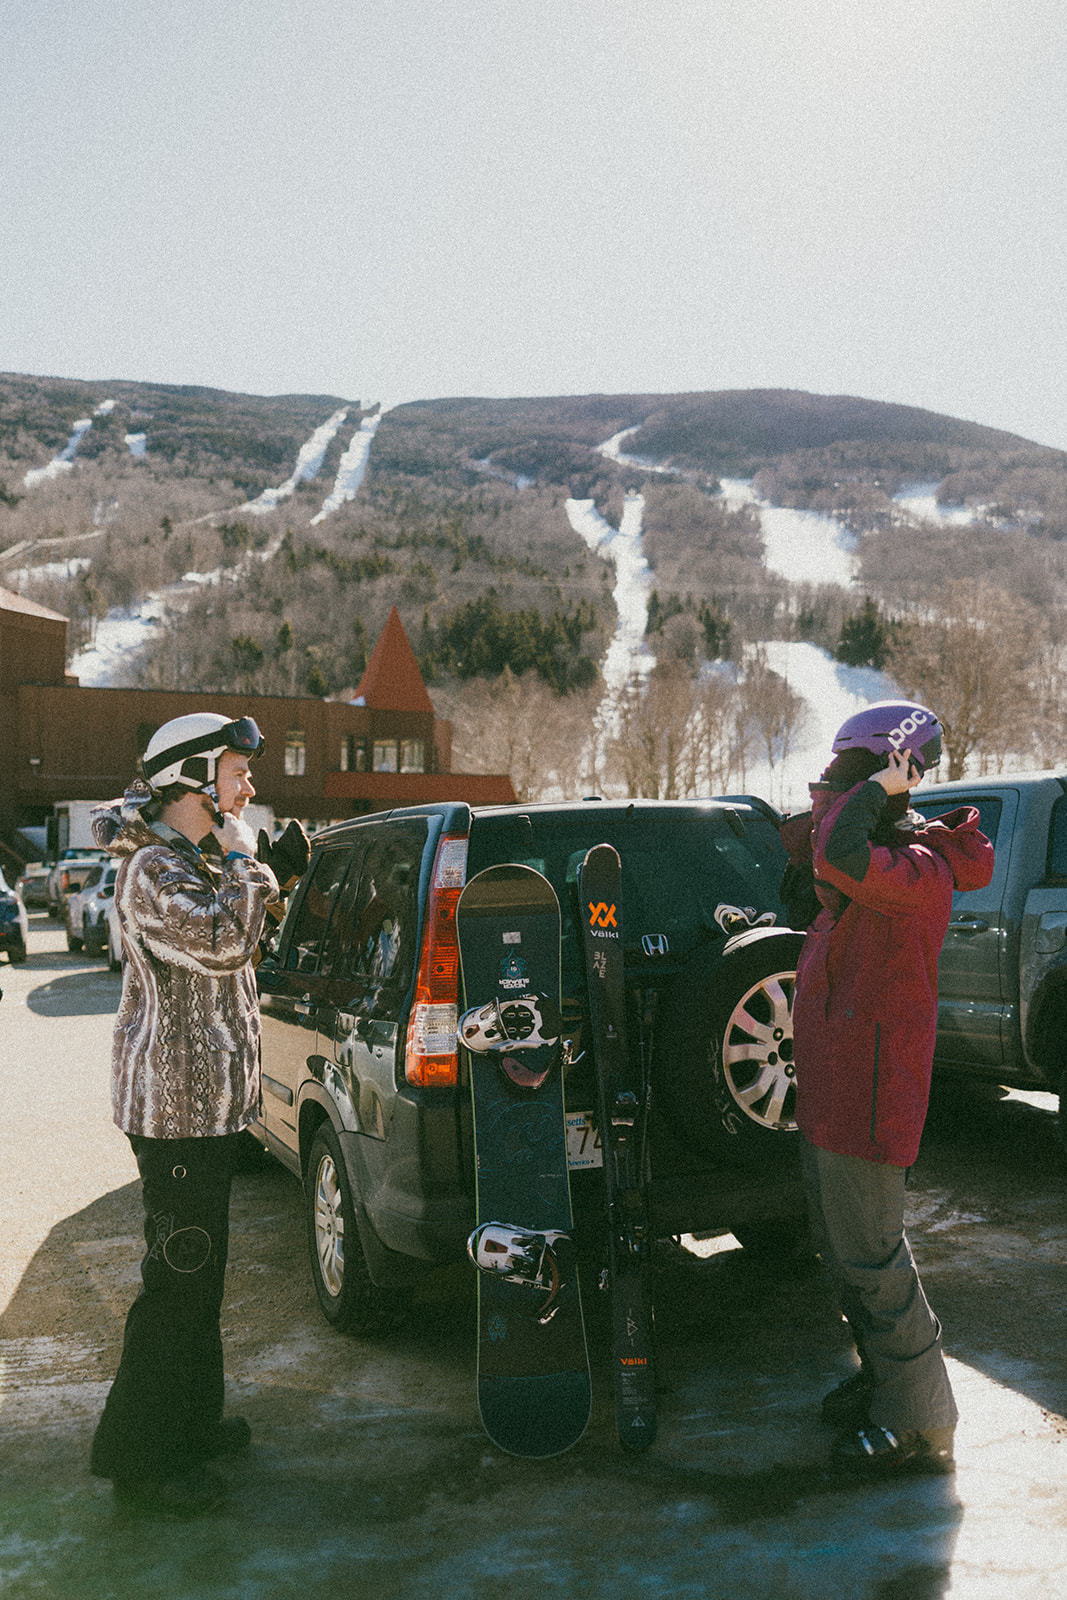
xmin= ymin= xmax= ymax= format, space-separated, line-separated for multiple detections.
xmin=373 ymin=740 xmax=398 ymax=773
xmin=340 ymin=735 xmax=354 ymax=772
xmin=400 ymin=739 xmax=425 ymax=773
xmin=285 ymin=732 xmax=306 ymax=776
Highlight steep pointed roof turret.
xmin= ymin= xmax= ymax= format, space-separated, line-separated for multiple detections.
xmin=354 ymin=606 xmax=434 ymax=714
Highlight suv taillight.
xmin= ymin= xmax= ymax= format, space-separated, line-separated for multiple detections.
xmin=404 ymin=833 xmax=468 ymax=1087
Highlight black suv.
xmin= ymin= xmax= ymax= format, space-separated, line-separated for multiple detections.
xmin=253 ymin=796 xmax=806 ymax=1333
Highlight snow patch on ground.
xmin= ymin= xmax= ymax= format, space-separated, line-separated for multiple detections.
xmin=893 ymin=480 xmax=980 ymax=526
xmin=124 ymin=433 xmax=147 ymax=458
xmin=69 ymin=597 xmax=169 ymax=686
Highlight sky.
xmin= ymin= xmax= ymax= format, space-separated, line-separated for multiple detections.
xmin=4 ymin=0 xmax=1067 ymax=447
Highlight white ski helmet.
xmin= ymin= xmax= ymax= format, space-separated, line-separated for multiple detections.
xmin=141 ymin=713 xmax=264 ymax=794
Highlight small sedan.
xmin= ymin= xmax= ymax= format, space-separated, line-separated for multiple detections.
xmin=65 ymin=862 xmax=119 ymax=956
xmin=0 ymin=870 xmax=29 ymax=965
xmin=15 ymin=863 xmax=50 ymax=910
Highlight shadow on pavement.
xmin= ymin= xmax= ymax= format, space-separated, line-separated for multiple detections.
xmin=24 ymin=967 xmax=121 ymax=1017
xmin=0 ymin=1157 xmax=973 ymax=1599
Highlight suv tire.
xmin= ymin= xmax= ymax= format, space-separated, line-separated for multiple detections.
xmin=305 ymin=1123 xmax=408 ymax=1337
xmin=657 ymin=931 xmax=804 ymax=1165
xmin=7 ymin=941 xmax=27 ymax=966
xmin=65 ymin=921 xmax=83 ymax=953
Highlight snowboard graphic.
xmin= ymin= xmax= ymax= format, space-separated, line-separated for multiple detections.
xmin=457 ymin=862 xmax=591 ymax=1458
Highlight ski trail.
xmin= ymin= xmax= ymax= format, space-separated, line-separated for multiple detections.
xmin=741 ymin=640 xmax=895 ymax=811
xmin=23 ymin=399 xmax=117 ymax=488
xmin=892 ymin=480 xmax=981 ymax=526
xmin=239 ymin=406 xmax=352 ymax=516
xmin=599 ymin=427 xmax=677 ymax=477
xmin=565 ymin=491 xmax=655 ymax=692
xmin=311 ymin=411 xmax=384 ymax=524
xmin=24 ymin=419 xmax=93 ymax=488
xmin=717 ymin=477 xmax=858 ymax=588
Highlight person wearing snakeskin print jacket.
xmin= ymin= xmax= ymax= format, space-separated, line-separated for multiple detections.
xmin=88 ymin=719 xmax=279 ymax=1517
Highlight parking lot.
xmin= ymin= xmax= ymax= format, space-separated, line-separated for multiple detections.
xmin=2 ymin=916 xmax=1067 ymax=1599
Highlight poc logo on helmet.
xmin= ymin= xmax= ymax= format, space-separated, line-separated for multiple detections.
xmin=887 ymin=710 xmax=929 ymax=750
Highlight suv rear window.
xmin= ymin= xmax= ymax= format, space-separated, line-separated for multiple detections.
xmin=469 ymin=806 xmax=786 ymax=967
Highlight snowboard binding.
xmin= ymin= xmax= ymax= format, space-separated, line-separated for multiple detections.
xmin=467 ymin=1222 xmax=574 ymax=1324
xmin=459 ymin=994 xmax=562 ymax=1053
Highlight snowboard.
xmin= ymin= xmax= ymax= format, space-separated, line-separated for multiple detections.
xmin=457 ymin=862 xmax=592 ymax=1458
xmin=578 ymin=843 xmax=657 ymax=1451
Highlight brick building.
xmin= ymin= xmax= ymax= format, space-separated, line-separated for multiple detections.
xmin=0 ymin=591 xmax=515 ymax=866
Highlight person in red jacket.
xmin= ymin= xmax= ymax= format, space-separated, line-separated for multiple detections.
xmin=785 ymin=700 xmax=994 ymax=1476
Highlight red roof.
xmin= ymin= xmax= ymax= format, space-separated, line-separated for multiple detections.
xmin=354 ymin=607 xmax=435 ymax=714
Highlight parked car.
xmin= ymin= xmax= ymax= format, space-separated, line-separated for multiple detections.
xmin=911 ymin=771 xmax=1067 ymax=1146
xmin=15 ymin=862 xmax=50 ymax=910
xmin=47 ymin=848 xmax=109 ymax=917
xmin=253 ymin=796 xmax=806 ymax=1335
xmin=105 ymin=891 xmax=122 ymax=971
xmin=65 ymin=860 xmax=119 ymax=956
xmin=0 ymin=868 xmax=29 ymax=964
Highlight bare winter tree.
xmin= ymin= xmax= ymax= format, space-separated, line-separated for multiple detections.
xmin=738 ymin=647 xmax=807 ymax=808
xmin=440 ymin=669 xmax=602 ymax=802
xmin=606 ymin=661 xmax=697 ymax=799
xmin=886 ymin=579 xmax=1044 ymax=780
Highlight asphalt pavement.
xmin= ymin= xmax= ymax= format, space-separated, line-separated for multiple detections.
xmin=2 ymin=917 xmax=1066 ymax=1599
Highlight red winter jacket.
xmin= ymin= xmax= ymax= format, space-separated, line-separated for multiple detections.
xmin=787 ymin=780 xmax=994 ymax=1167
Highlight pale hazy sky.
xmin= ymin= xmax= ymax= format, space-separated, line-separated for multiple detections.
xmin=4 ymin=0 xmax=1067 ymax=447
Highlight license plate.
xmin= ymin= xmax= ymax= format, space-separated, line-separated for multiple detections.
xmin=566 ymin=1111 xmax=603 ymax=1170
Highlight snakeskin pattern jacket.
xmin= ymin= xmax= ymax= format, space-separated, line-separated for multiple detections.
xmin=93 ymin=784 xmax=280 ymax=1139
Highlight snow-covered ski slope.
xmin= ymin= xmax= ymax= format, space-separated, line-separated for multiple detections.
xmin=67 ymin=397 xmax=975 ymax=810
xmin=565 ymin=492 xmax=656 ymax=692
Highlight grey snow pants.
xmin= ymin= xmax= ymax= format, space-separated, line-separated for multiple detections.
xmin=802 ymin=1138 xmax=957 ymax=1433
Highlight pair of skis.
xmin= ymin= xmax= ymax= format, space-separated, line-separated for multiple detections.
xmin=456 ymin=844 xmax=655 ymax=1459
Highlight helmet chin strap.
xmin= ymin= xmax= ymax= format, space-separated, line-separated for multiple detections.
xmin=202 ymin=783 xmax=225 ymax=828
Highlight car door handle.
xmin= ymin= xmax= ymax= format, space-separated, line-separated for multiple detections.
xmin=951 ymin=917 xmax=989 ymax=934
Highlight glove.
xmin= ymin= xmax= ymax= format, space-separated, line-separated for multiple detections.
xmin=257 ymin=820 xmax=311 ymax=888
xmin=213 ymin=812 xmax=260 ymax=858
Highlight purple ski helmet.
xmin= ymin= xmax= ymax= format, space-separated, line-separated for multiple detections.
xmin=832 ymin=700 xmax=943 ymax=777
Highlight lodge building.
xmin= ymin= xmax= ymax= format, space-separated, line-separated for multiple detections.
xmin=0 ymin=590 xmax=516 ymax=868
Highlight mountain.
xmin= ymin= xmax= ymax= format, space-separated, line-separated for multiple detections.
xmin=3 ymin=373 xmax=1067 ymax=790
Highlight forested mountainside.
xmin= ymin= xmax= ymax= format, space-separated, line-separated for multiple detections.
xmin=3 ymin=372 xmax=1067 ymax=729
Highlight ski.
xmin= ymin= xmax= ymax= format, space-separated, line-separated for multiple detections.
xmin=578 ymin=842 xmax=657 ymax=1451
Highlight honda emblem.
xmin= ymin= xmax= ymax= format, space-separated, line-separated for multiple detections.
xmin=641 ymin=934 xmax=669 ymax=957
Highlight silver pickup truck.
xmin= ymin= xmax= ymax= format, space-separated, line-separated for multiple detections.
xmin=912 ymin=772 xmax=1067 ymax=1146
